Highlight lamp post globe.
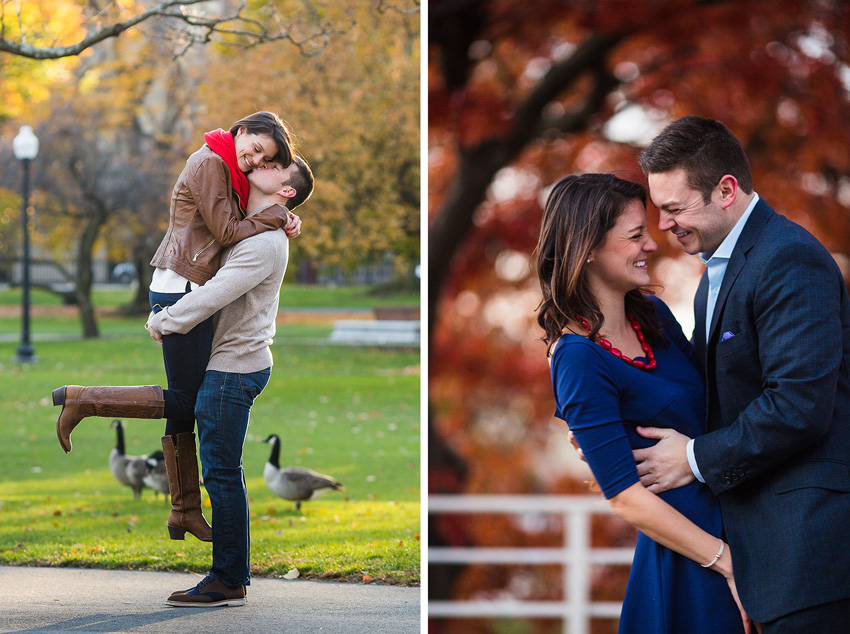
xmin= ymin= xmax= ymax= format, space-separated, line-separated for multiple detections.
xmin=13 ymin=126 xmax=39 ymax=161
xmin=12 ymin=125 xmax=39 ymax=363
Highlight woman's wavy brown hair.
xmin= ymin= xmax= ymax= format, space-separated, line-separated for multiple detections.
xmin=535 ymin=173 xmax=665 ymax=356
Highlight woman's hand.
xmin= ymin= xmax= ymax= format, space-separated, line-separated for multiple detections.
xmin=725 ymin=572 xmax=757 ymax=634
xmin=717 ymin=545 xmax=757 ymax=634
xmin=284 ymin=212 xmax=302 ymax=238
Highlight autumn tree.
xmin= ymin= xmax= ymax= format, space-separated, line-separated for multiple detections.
xmin=199 ymin=0 xmax=421 ymax=284
xmin=1 ymin=0 xmax=419 ymax=336
xmin=19 ymin=97 xmax=176 ymax=335
xmin=428 ymin=0 xmax=850 ymax=627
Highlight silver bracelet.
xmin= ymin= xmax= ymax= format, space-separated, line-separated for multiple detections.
xmin=701 ymin=539 xmax=725 ymax=568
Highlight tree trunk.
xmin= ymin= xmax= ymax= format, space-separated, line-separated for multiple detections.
xmin=74 ymin=215 xmax=105 ymax=338
xmin=126 ymin=237 xmax=158 ymax=315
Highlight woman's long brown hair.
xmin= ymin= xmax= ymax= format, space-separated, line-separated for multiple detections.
xmin=535 ymin=173 xmax=665 ymax=356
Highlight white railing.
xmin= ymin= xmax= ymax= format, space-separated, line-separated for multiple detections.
xmin=428 ymin=495 xmax=635 ymax=634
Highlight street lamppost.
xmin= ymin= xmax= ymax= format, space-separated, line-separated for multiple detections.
xmin=12 ymin=125 xmax=39 ymax=363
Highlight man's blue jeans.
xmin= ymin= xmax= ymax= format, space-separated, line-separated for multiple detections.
xmin=150 ymin=289 xmax=214 ymax=435
xmin=195 ymin=368 xmax=271 ymax=588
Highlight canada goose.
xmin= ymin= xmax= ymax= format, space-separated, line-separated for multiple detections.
xmin=124 ymin=456 xmax=150 ymax=499
xmin=263 ymin=434 xmax=344 ymax=510
xmin=109 ymin=420 xmax=148 ymax=497
xmin=142 ymin=450 xmax=170 ymax=498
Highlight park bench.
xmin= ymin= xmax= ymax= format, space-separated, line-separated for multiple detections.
xmin=329 ymin=306 xmax=420 ymax=346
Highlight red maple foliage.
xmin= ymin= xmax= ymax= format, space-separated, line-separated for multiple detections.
xmin=429 ymin=0 xmax=850 ymax=629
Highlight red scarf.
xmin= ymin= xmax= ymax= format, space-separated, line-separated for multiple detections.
xmin=204 ymin=128 xmax=250 ymax=213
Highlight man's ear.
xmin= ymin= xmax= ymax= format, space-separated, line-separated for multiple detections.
xmin=277 ymin=186 xmax=297 ymax=199
xmin=716 ymin=174 xmax=738 ymax=209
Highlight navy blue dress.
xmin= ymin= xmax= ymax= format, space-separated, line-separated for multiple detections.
xmin=550 ymin=297 xmax=744 ymax=634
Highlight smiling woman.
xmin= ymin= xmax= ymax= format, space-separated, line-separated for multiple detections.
xmin=586 ymin=199 xmax=657 ymax=298
xmin=233 ymin=127 xmax=278 ymax=172
xmin=535 ymin=172 xmax=747 ymax=633
xmin=230 ymin=111 xmax=293 ymax=173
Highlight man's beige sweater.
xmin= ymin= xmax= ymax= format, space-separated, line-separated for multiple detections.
xmin=147 ymin=208 xmax=289 ymax=374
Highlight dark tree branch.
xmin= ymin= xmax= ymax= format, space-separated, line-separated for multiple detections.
xmin=161 ymin=5 xmax=353 ymax=57
xmin=428 ymin=31 xmax=630 ymax=331
xmin=0 ymin=0 xmax=204 ymax=59
xmin=376 ymin=0 xmax=421 ymax=15
xmin=0 ymin=0 xmax=352 ymax=59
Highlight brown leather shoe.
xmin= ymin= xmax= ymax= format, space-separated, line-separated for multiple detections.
xmin=162 ymin=433 xmax=212 ymax=542
xmin=166 ymin=573 xmax=246 ymax=607
xmin=53 ymin=385 xmax=164 ymax=453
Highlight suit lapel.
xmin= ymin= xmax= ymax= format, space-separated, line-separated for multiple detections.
xmin=706 ymin=198 xmax=775 ymax=345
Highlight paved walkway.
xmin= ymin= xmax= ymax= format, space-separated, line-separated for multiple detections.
xmin=0 ymin=566 xmax=420 ymax=633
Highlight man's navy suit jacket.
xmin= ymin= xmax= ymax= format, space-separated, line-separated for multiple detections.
xmin=692 ymin=198 xmax=850 ymax=622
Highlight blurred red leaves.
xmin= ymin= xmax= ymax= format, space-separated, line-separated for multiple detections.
xmin=428 ymin=0 xmax=850 ymax=620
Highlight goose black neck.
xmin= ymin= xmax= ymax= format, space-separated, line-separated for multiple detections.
xmin=115 ymin=422 xmax=125 ymax=454
xmin=268 ymin=436 xmax=281 ymax=468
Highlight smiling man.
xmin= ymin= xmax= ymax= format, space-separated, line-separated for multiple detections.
xmin=633 ymin=116 xmax=850 ymax=632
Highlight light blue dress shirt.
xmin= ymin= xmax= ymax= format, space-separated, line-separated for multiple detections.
xmin=685 ymin=194 xmax=759 ymax=483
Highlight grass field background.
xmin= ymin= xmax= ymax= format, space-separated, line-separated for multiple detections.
xmin=0 ymin=284 xmax=421 ymax=585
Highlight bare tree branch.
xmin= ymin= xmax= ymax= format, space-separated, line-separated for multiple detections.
xmin=0 ymin=0 xmax=352 ymax=60
xmin=166 ymin=6 xmax=353 ymax=58
xmin=428 ymin=32 xmax=630 ymax=331
xmin=375 ymin=0 xmax=419 ymax=41
xmin=1 ymin=0 xmax=202 ymax=59
xmin=376 ymin=0 xmax=420 ymax=15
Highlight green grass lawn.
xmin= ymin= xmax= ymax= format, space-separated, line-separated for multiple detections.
xmin=0 ymin=287 xmax=421 ymax=585
xmin=0 ymin=283 xmax=420 ymax=310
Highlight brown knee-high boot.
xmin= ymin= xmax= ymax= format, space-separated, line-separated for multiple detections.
xmin=161 ymin=432 xmax=213 ymax=542
xmin=53 ymin=385 xmax=165 ymax=453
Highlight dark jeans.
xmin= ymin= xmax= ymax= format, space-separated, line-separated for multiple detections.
xmin=149 ymin=289 xmax=214 ymax=436
xmin=196 ymin=368 xmax=270 ymax=587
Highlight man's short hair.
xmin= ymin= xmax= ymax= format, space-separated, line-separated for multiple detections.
xmin=285 ymin=155 xmax=315 ymax=210
xmin=638 ymin=115 xmax=753 ymax=203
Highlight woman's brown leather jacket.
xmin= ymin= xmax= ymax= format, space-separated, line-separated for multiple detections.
xmin=150 ymin=145 xmax=288 ymax=285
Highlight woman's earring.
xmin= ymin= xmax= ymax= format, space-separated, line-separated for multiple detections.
xmin=586 ymin=259 xmax=591 ymax=264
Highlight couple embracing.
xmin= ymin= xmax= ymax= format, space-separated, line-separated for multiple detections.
xmin=53 ymin=111 xmax=314 ymax=607
xmin=538 ymin=116 xmax=850 ymax=633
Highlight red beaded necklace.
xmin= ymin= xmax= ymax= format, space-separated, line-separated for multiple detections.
xmin=576 ymin=313 xmax=657 ymax=371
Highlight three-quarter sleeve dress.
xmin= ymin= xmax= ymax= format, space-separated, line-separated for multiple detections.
xmin=550 ymin=297 xmax=744 ymax=634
